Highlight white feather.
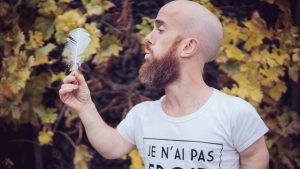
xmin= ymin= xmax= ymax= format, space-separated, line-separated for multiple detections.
xmin=64 ymin=28 xmax=91 ymax=72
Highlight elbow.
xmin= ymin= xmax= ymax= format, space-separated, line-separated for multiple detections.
xmin=102 ymin=155 xmax=116 ymax=160
xmin=100 ymin=152 xmax=122 ymax=160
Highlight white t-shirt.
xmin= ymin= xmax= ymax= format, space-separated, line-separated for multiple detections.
xmin=117 ymin=88 xmax=268 ymax=169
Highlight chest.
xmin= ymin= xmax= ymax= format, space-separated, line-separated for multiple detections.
xmin=133 ymin=111 xmax=239 ymax=169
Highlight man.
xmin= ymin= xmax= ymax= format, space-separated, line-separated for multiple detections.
xmin=59 ymin=0 xmax=269 ymax=168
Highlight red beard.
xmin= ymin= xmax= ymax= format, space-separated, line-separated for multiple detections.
xmin=139 ymin=38 xmax=182 ymax=89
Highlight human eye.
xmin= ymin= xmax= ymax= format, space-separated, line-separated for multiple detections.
xmin=157 ymin=29 xmax=164 ymax=33
xmin=156 ymin=26 xmax=164 ymax=33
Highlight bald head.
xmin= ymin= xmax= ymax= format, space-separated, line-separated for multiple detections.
xmin=159 ymin=0 xmax=223 ymax=63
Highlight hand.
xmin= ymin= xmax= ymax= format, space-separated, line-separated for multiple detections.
xmin=59 ymin=72 xmax=93 ymax=113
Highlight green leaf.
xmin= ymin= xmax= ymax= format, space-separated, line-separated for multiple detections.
xmin=38 ymin=108 xmax=58 ymax=124
xmin=34 ymin=17 xmax=55 ymax=40
xmin=82 ymin=0 xmax=115 ymax=16
xmin=92 ymin=34 xmax=122 ymax=64
xmin=136 ymin=17 xmax=154 ymax=38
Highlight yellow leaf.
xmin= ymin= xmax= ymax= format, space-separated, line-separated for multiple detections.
xmin=38 ymin=0 xmax=59 ymax=16
xmin=0 ymin=1 xmax=10 ymax=17
xmin=136 ymin=17 xmax=154 ymax=38
xmin=81 ymin=23 xmax=102 ymax=60
xmin=242 ymin=13 xmax=271 ymax=51
xmin=129 ymin=149 xmax=144 ymax=169
xmin=93 ymin=34 xmax=122 ymax=64
xmin=3 ymin=57 xmax=18 ymax=73
xmin=260 ymin=66 xmax=284 ymax=85
xmin=224 ymin=73 xmax=263 ymax=105
xmin=4 ymin=24 xmax=25 ymax=55
xmin=74 ymin=145 xmax=93 ymax=169
xmin=38 ymin=131 xmax=54 ymax=145
xmin=269 ymin=81 xmax=287 ymax=101
xmin=273 ymin=48 xmax=289 ymax=65
xmin=8 ymin=69 xmax=31 ymax=94
xmin=54 ymin=10 xmax=86 ymax=44
xmin=288 ymin=64 xmax=299 ymax=82
xmin=34 ymin=43 xmax=56 ymax=66
xmin=222 ymin=18 xmax=240 ymax=46
xmin=252 ymin=49 xmax=276 ymax=67
xmin=51 ymin=72 xmax=66 ymax=83
xmin=26 ymin=31 xmax=44 ymax=49
xmin=224 ymin=45 xmax=246 ymax=61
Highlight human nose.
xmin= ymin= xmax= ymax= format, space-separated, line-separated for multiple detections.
xmin=145 ymin=30 xmax=154 ymax=46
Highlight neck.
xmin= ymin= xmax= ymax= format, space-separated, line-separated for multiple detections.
xmin=162 ymin=73 xmax=213 ymax=117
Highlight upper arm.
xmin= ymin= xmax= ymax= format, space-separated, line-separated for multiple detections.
xmin=102 ymin=129 xmax=136 ymax=159
xmin=116 ymin=130 xmax=136 ymax=157
xmin=239 ymin=136 xmax=269 ymax=169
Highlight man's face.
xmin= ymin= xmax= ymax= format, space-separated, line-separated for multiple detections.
xmin=138 ymin=8 xmax=183 ymax=89
xmin=139 ymin=37 xmax=182 ymax=89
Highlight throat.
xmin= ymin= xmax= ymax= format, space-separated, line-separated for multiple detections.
xmin=161 ymin=97 xmax=206 ymax=117
xmin=161 ymin=87 xmax=214 ymax=117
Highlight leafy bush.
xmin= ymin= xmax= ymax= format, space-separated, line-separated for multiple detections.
xmin=0 ymin=0 xmax=299 ymax=169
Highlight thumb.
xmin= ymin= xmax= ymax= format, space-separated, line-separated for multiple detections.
xmin=74 ymin=72 xmax=88 ymax=87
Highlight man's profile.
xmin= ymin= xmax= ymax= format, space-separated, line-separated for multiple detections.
xmin=59 ymin=0 xmax=269 ymax=168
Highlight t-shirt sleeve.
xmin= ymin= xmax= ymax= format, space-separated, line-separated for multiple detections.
xmin=116 ymin=104 xmax=140 ymax=145
xmin=231 ymin=98 xmax=269 ymax=152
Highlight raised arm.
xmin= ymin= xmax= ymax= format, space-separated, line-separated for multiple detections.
xmin=59 ymin=72 xmax=135 ymax=159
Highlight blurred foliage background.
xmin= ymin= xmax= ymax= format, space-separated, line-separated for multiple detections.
xmin=0 ymin=0 xmax=299 ymax=169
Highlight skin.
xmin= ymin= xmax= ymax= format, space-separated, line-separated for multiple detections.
xmin=59 ymin=0 xmax=269 ymax=168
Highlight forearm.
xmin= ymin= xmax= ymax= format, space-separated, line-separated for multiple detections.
xmin=78 ymin=103 xmax=125 ymax=159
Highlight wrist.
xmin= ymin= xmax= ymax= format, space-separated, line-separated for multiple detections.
xmin=78 ymin=101 xmax=97 ymax=116
xmin=78 ymin=102 xmax=104 ymax=129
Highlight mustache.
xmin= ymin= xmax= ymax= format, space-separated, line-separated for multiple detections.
xmin=145 ymin=43 xmax=153 ymax=55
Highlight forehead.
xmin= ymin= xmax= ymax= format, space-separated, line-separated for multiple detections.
xmin=155 ymin=5 xmax=183 ymax=29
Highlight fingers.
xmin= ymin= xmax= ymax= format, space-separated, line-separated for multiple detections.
xmin=63 ymin=72 xmax=87 ymax=86
xmin=74 ymin=72 xmax=88 ymax=87
xmin=59 ymin=84 xmax=78 ymax=95
xmin=63 ymin=74 xmax=77 ymax=84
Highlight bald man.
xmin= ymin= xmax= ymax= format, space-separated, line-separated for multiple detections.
xmin=59 ymin=0 xmax=269 ymax=168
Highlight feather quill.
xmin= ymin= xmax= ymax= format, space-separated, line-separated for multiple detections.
xmin=64 ymin=28 xmax=91 ymax=72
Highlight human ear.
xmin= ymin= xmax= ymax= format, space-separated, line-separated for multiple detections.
xmin=180 ymin=38 xmax=198 ymax=58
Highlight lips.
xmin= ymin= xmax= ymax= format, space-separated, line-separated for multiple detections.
xmin=145 ymin=53 xmax=150 ymax=60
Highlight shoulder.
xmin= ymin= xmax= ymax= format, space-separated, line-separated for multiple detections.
xmin=128 ymin=99 xmax=161 ymax=115
xmin=214 ymin=89 xmax=255 ymax=112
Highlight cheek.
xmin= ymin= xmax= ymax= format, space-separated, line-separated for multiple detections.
xmin=152 ymin=43 xmax=167 ymax=58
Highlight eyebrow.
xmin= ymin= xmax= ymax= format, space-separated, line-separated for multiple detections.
xmin=155 ymin=19 xmax=166 ymax=28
